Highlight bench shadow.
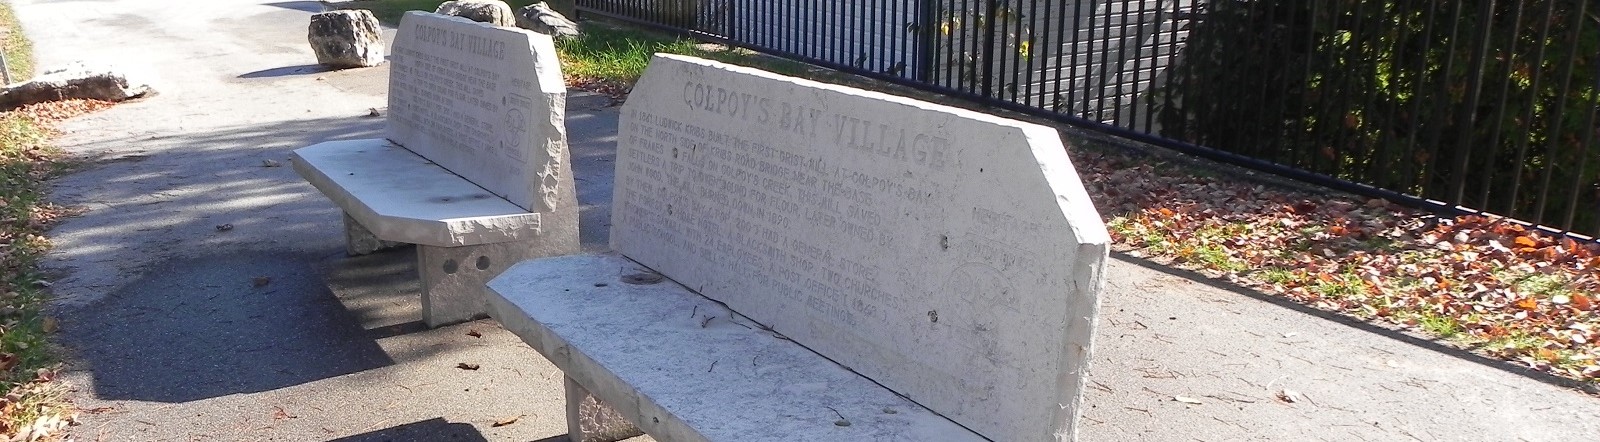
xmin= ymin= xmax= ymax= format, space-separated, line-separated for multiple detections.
xmin=326 ymin=418 xmax=489 ymax=442
xmin=58 ymin=251 xmax=396 ymax=403
xmin=1111 ymin=250 xmax=1600 ymax=394
xmin=263 ymin=1 xmax=327 ymax=13
xmin=45 ymin=117 xmax=411 ymax=403
xmin=48 ymin=99 xmax=622 ymax=403
xmin=238 ymin=64 xmax=334 ymax=79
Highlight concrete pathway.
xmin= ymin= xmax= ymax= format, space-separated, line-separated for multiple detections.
xmin=12 ymin=1 xmax=1598 ymax=441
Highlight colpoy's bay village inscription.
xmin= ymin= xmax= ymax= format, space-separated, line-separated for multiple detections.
xmin=387 ymin=12 xmax=565 ymax=212
xmin=613 ymin=55 xmax=1107 ymax=441
xmin=639 ymin=78 xmax=961 ymax=246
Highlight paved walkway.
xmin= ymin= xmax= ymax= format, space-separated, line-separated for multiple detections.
xmin=14 ymin=1 xmax=1599 ymax=441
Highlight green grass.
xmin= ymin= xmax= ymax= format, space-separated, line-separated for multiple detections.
xmin=1510 ymin=273 xmax=1574 ymax=300
xmin=1416 ymin=314 xmax=1464 ymax=339
xmin=0 ymin=1 xmax=70 ymax=438
xmin=0 ymin=0 xmax=31 ymax=81
xmin=1310 ymin=270 xmax=1369 ymax=300
xmin=0 ymin=89 xmax=63 ymax=442
xmin=556 ymin=26 xmax=805 ymax=85
xmin=1257 ymin=267 xmax=1297 ymax=285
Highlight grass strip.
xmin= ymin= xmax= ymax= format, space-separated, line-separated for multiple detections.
xmin=0 ymin=1 xmax=90 ymax=439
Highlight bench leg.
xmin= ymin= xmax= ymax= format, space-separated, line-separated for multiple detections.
xmin=565 ymin=376 xmax=643 ymax=442
xmin=343 ymin=213 xmax=402 ymax=256
xmin=417 ymin=240 xmax=541 ymax=327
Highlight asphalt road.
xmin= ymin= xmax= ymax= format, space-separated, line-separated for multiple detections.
xmin=15 ymin=0 xmax=1600 ymax=441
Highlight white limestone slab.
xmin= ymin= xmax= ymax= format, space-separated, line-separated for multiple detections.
xmin=486 ymin=253 xmax=987 ymax=442
xmin=611 ymin=54 xmax=1110 ymax=441
xmin=291 ymin=139 xmax=543 ymax=247
xmin=386 ymin=11 xmax=569 ymax=213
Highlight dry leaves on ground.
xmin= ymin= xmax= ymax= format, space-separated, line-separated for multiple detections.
xmin=1082 ymin=150 xmax=1599 ymax=386
xmin=1 ymin=99 xmax=112 ymax=442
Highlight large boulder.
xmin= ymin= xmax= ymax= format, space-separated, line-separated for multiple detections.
xmin=435 ymin=0 xmax=516 ymax=27
xmin=0 ymin=62 xmax=154 ymax=109
xmin=308 ymin=10 xmax=385 ymax=68
xmin=515 ymin=2 xmax=580 ymax=40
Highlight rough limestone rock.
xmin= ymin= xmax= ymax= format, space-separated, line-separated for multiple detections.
xmin=308 ymin=10 xmax=385 ymax=68
xmin=0 ymin=62 xmax=154 ymax=109
xmin=515 ymin=2 xmax=580 ymax=39
xmin=435 ymin=0 xmax=516 ymax=27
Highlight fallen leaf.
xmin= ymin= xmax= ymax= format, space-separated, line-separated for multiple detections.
xmin=492 ymin=415 xmax=520 ymax=427
xmin=1276 ymin=389 xmax=1301 ymax=403
xmin=41 ymin=316 xmax=57 ymax=333
xmin=252 ymin=277 xmax=271 ymax=288
xmin=215 ymin=224 xmax=234 ymax=232
xmin=1573 ymin=293 xmax=1593 ymax=311
xmin=1515 ymin=298 xmax=1538 ymax=311
xmin=1514 ymin=236 xmax=1538 ymax=248
xmin=272 ymin=406 xmax=296 ymax=420
xmin=1173 ymin=396 xmax=1203 ymax=405
xmin=456 ymin=363 xmax=480 ymax=370
xmin=466 ymin=329 xmax=482 ymax=338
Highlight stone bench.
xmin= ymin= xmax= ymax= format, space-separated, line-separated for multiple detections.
xmin=291 ymin=12 xmax=578 ymax=327
xmin=291 ymin=140 xmax=561 ymax=327
xmin=489 ymin=253 xmax=986 ymax=442
xmin=487 ymin=55 xmax=1110 ymax=441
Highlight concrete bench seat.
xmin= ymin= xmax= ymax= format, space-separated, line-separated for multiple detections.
xmin=292 ymin=139 xmax=563 ymax=328
xmin=487 ymin=253 xmax=987 ymax=442
xmin=291 ymin=139 xmax=543 ymax=249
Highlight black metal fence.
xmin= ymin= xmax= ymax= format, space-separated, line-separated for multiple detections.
xmin=577 ymin=0 xmax=1600 ymax=238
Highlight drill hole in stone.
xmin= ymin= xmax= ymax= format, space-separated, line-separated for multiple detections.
xmin=622 ymin=273 xmax=664 ymax=285
xmin=476 ymin=256 xmax=491 ymax=270
xmin=443 ymin=259 xmax=459 ymax=274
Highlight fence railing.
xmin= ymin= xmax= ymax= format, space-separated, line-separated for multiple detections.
xmin=577 ymin=0 xmax=1600 ymax=238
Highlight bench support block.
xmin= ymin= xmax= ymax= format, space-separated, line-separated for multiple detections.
xmin=418 ymin=240 xmax=541 ymax=327
xmin=344 ymin=213 xmax=403 ymax=256
xmin=565 ymin=376 xmax=644 ymax=442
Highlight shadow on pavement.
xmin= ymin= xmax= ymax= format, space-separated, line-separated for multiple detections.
xmin=263 ymin=1 xmax=327 ymax=14
xmin=59 ymin=252 xmax=394 ymax=403
xmin=326 ymin=418 xmax=489 ymax=442
xmin=45 ymin=117 xmax=407 ymax=403
xmin=1112 ymin=250 xmax=1600 ymax=394
xmin=238 ymin=64 xmax=334 ymax=79
xmin=46 ymin=99 xmax=622 ymax=404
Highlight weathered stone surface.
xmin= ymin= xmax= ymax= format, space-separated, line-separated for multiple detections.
xmin=434 ymin=0 xmax=516 ymax=27
xmin=0 ymin=62 xmax=154 ymax=109
xmin=486 ymin=253 xmax=987 ymax=441
xmin=290 ymin=139 xmax=549 ymax=248
xmin=611 ymin=54 xmax=1110 ymax=441
xmin=387 ymin=12 xmax=573 ymax=218
xmin=308 ymin=10 xmax=385 ymax=68
xmin=514 ymin=2 xmax=580 ymax=40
